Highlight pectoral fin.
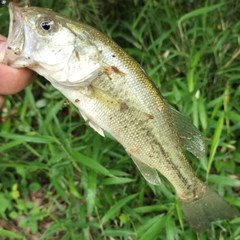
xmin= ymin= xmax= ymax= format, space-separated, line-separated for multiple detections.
xmin=80 ymin=111 xmax=105 ymax=137
xmin=131 ymin=155 xmax=161 ymax=185
xmin=90 ymin=87 xmax=120 ymax=109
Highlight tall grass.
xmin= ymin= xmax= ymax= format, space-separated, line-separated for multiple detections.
xmin=0 ymin=0 xmax=240 ymax=239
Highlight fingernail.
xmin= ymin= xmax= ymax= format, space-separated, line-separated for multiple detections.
xmin=0 ymin=41 xmax=7 ymax=52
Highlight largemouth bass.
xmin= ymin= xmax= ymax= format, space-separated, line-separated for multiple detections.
xmin=3 ymin=3 xmax=237 ymax=231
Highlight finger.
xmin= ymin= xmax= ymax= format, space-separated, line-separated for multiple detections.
xmin=0 ymin=35 xmax=36 ymax=95
xmin=0 ymin=35 xmax=7 ymax=41
xmin=0 ymin=64 xmax=36 ymax=95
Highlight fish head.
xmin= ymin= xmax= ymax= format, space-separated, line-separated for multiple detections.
xmin=4 ymin=3 xmax=101 ymax=87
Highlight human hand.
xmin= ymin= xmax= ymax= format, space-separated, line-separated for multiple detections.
xmin=0 ymin=35 xmax=36 ymax=107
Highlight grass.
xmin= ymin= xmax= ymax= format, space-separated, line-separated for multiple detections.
xmin=0 ymin=0 xmax=240 ymax=239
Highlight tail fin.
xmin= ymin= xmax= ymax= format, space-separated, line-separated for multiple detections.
xmin=179 ymin=185 xmax=237 ymax=232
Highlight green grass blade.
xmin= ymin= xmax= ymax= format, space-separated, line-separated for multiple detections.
xmin=178 ymin=3 xmax=226 ymax=24
xmin=0 ymin=140 xmax=22 ymax=152
xmin=71 ymin=151 xmax=113 ymax=177
xmin=101 ymin=193 xmax=138 ymax=225
xmin=132 ymin=0 xmax=151 ymax=28
xmin=207 ymin=113 xmax=224 ymax=178
xmin=103 ymin=229 xmax=135 ymax=238
xmin=51 ymin=176 xmax=70 ymax=204
xmin=138 ymin=214 xmax=167 ymax=240
xmin=0 ymin=132 xmax=58 ymax=144
xmin=86 ymin=170 xmax=97 ymax=216
xmin=0 ymin=229 xmax=25 ymax=239
xmin=102 ymin=177 xmax=134 ymax=185
xmin=208 ymin=175 xmax=240 ymax=187
xmin=68 ymin=176 xmax=82 ymax=199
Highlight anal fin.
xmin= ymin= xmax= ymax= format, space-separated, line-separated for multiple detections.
xmin=131 ymin=155 xmax=161 ymax=185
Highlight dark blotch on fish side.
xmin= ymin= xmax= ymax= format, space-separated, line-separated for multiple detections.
xmin=120 ymin=102 xmax=129 ymax=111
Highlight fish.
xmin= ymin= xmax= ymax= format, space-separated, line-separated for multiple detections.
xmin=3 ymin=2 xmax=237 ymax=232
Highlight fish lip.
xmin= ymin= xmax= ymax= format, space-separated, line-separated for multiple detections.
xmin=3 ymin=2 xmax=25 ymax=66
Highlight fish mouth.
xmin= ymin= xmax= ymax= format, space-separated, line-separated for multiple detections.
xmin=3 ymin=2 xmax=25 ymax=66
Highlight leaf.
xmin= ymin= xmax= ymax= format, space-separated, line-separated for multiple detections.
xmin=29 ymin=182 xmax=42 ymax=193
xmin=134 ymin=205 xmax=165 ymax=213
xmin=0 ymin=195 xmax=10 ymax=214
xmin=51 ymin=177 xmax=70 ymax=204
xmin=198 ymin=98 xmax=207 ymax=130
xmin=0 ymin=132 xmax=57 ymax=144
xmin=208 ymin=175 xmax=240 ymax=187
xmin=0 ymin=140 xmax=22 ymax=152
xmin=0 ymin=229 xmax=24 ymax=239
xmin=68 ymin=177 xmax=82 ymax=199
xmin=178 ymin=3 xmax=226 ymax=24
xmin=71 ymin=151 xmax=113 ymax=177
xmin=138 ymin=214 xmax=167 ymax=240
xmin=39 ymin=100 xmax=64 ymax=133
xmin=207 ymin=113 xmax=224 ymax=177
xmin=103 ymin=229 xmax=135 ymax=238
xmin=101 ymin=194 xmax=138 ymax=225
xmin=87 ymin=170 xmax=97 ymax=216
xmin=102 ymin=177 xmax=134 ymax=185
xmin=225 ymin=111 xmax=240 ymax=122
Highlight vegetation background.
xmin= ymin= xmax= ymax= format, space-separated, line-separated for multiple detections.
xmin=0 ymin=0 xmax=240 ymax=239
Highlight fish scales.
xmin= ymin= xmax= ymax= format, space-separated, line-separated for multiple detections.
xmin=72 ymin=24 xmax=198 ymax=196
xmin=3 ymin=3 xmax=237 ymax=232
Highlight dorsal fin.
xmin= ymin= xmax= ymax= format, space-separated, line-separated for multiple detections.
xmin=169 ymin=104 xmax=205 ymax=158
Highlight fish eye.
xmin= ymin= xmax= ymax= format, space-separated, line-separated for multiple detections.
xmin=41 ymin=21 xmax=52 ymax=31
xmin=39 ymin=19 xmax=56 ymax=33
